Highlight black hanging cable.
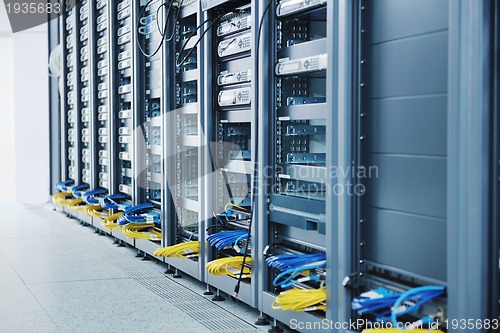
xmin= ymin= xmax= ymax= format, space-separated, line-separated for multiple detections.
xmin=137 ymin=0 xmax=171 ymax=58
xmin=176 ymin=13 xmax=226 ymax=68
xmin=165 ymin=0 xmax=185 ymax=41
xmin=233 ymin=0 xmax=275 ymax=298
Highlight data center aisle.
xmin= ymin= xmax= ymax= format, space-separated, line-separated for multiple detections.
xmin=0 ymin=204 xmax=268 ymax=333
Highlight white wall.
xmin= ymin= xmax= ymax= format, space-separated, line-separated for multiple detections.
xmin=0 ymin=37 xmax=17 ymax=203
xmin=0 ymin=4 xmax=49 ymax=204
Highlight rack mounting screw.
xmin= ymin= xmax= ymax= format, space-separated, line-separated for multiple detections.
xmin=360 ymin=136 xmax=365 ymax=141
xmin=360 ymin=113 xmax=365 ymax=118
xmin=360 ymin=242 xmax=365 ymax=247
xmin=360 ymin=82 xmax=365 ymax=88
xmin=360 ymin=218 xmax=365 ymax=224
xmin=361 ymin=29 xmax=366 ymax=34
xmin=361 ymin=6 xmax=365 ymax=10
xmin=359 ymin=260 xmax=364 ymax=264
xmin=361 ymin=59 xmax=366 ymax=65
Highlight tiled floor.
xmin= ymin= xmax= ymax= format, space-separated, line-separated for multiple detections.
xmin=0 ymin=204 xmax=269 ymax=333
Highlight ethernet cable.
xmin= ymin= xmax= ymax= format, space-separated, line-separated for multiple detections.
xmin=272 ymin=286 xmax=326 ymax=312
xmin=55 ymin=180 xmax=74 ymax=192
xmin=389 ymin=286 xmax=445 ymax=330
xmin=101 ymin=212 xmax=123 ymax=231
xmin=118 ymin=202 xmax=160 ymax=225
xmin=266 ymin=253 xmax=326 ymax=271
xmin=71 ymin=184 xmax=89 ymax=198
xmin=82 ymin=189 xmax=107 ymax=206
xmin=122 ymin=223 xmax=161 ymax=241
xmin=176 ymin=12 xmax=227 ymax=67
xmin=265 ymin=253 xmax=326 ymax=288
xmin=352 ymin=286 xmax=445 ymax=329
xmin=207 ymin=229 xmax=249 ymax=251
xmin=352 ymin=287 xmax=399 ymax=315
xmin=100 ymin=194 xmax=131 ymax=211
xmin=154 ymin=241 xmax=199 ymax=258
xmin=272 ymin=262 xmax=325 ymax=288
xmin=206 ymin=256 xmax=252 ymax=279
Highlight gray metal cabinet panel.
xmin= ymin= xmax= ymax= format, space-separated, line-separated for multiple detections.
xmin=366 ymin=31 xmax=448 ymax=98
xmin=364 ymin=95 xmax=447 ymax=156
xmin=367 ymin=0 xmax=448 ymax=43
xmin=363 ymin=207 xmax=447 ymax=281
xmin=363 ymin=154 xmax=447 ymax=219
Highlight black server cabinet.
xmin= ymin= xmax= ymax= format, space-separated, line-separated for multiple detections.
xmin=262 ymin=0 xmax=329 ymax=327
xmin=204 ymin=0 xmax=258 ymax=306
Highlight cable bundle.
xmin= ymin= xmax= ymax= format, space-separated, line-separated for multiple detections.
xmin=85 ymin=205 xmax=109 ymax=219
xmin=82 ymin=189 xmax=107 ymax=206
xmin=352 ymin=286 xmax=445 ymax=329
xmin=101 ymin=212 xmax=123 ymax=231
xmin=272 ymin=287 xmax=327 ymax=312
xmin=68 ymin=198 xmax=87 ymax=211
xmin=206 ymin=256 xmax=252 ymax=279
xmin=117 ymin=203 xmax=160 ymax=225
xmin=154 ymin=241 xmax=199 ymax=258
xmin=55 ymin=180 xmax=74 ymax=192
xmin=266 ymin=253 xmax=326 ymax=288
xmin=207 ymin=229 xmax=249 ymax=253
xmin=122 ymin=223 xmax=161 ymax=241
xmin=266 ymin=253 xmax=326 ymax=271
xmin=52 ymin=192 xmax=75 ymax=206
xmin=71 ymin=184 xmax=89 ymax=198
xmin=99 ymin=194 xmax=131 ymax=211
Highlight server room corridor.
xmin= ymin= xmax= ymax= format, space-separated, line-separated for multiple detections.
xmin=0 ymin=204 xmax=267 ymax=333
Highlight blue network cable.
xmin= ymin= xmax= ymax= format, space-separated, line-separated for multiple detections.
xmin=351 ymin=285 xmax=445 ymax=328
xmin=71 ymin=184 xmax=89 ymax=198
xmin=82 ymin=189 xmax=107 ymax=205
xmin=207 ymin=229 xmax=249 ymax=251
xmin=265 ymin=253 xmax=326 ymax=271
xmin=352 ymin=287 xmax=399 ymax=315
xmin=117 ymin=202 xmax=160 ymax=225
xmin=271 ymin=261 xmax=325 ymax=288
xmin=265 ymin=253 xmax=326 ymax=288
xmin=188 ymin=230 xmax=198 ymax=241
xmin=389 ymin=286 xmax=445 ymax=329
xmin=56 ymin=180 xmax=74 ymax=192
xmin=100 ymin=194 xmax=131 ymax=211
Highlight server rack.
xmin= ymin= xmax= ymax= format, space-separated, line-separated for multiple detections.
xmin=259 ymin=0 xmax=329 ymax=329
xmin=49 ymin=1 xmax=500 ymax=331
xmin=88 ymin=0 xmax=112 ymax=231
xmin=354 ymin=0 xmax=448 ymax=330
xmin=202 ymin=0 xmax=259 ymax=307
xmin=132 ymin=0 xmax=165 ymax=257
xmin=61 ymin=1 xmax=80 ymax=217
xmin=110 ymin=0 xmax=136 ymax=245
xmin=163 ymin=0 xmax=206 ymax=279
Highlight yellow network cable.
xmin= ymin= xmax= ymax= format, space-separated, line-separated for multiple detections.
xmin=101 ymin=212 xmax=123 ymax=231
xmin=154 ymin=241 xmax=199 ymax=258
xmin=52 ymin=192 xmax=75 ymax=206
xmin=122 ymin=223 xmax=161 ymax=241
xmin=85 ymin=205 xmax=109 ymax=218
xmin=68 ymin=198 xmax=87 ymax=211
xmin=272 ymin=287 xmax=327 ymax=312
xmin=206 ymin=256 xmax=252 ymax=279
xmin=361 ymin=328 xmax=444 ymax=333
